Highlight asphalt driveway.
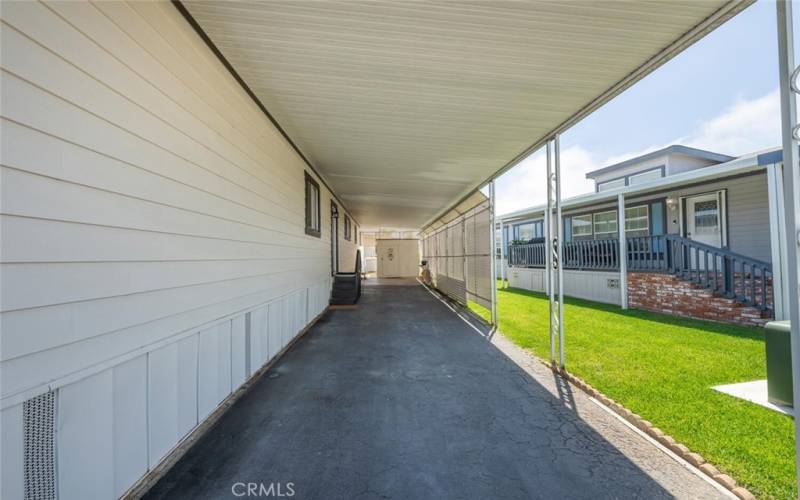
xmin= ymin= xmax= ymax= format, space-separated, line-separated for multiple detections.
xmin=144 ymin=279 xmax=727 ymax=500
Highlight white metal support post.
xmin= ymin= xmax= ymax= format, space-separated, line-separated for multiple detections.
xmin=555 ymin=135 xmax=565 ymax=369
xmin=489 ymin=180 xmax=498 ymax=326
xmin=546 ymin=140 xmax=555 ymax=364
xmin=767 ymin=163 xmax=789 ymax=320
xmin=499 ymin=219 xmax=507 ymax=288
xmin=777 ymin=0 xmax=800 ymax=492
xmin=618 ymin=194 xmax=628 ymax=309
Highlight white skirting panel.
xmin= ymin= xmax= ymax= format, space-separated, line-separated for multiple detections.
xmin=507 ymin=267 xmax=621 ymax=306
xmin=1 ymin=280 xmax=330 ymax=500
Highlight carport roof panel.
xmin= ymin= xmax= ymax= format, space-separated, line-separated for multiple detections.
xmin=182 ymin=1 xmax=750 ymax=229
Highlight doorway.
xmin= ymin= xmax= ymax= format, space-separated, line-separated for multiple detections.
xmin=331 ymin=201 xmax=339 ymax=275
xmin=684 ymin=192 xmax=725 ymax=248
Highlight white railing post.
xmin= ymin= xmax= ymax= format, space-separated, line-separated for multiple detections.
xmin=776 ymin=1 xmax=800 ymax=492
xmin=618 ymin=194 xmax=628 ymax=309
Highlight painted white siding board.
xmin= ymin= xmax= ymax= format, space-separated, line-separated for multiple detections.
xmin=667 ymin=155 xmax=717 ymax=176
xmin=147 ymin=342 xmax=180 ymax=465
xmin=268 ymin=301 xmax=282 ymax=360
xmin=0 ymin=119 xmax=301 ymax=237
xmin=0 ymin=214 xmax=323 ymax=264
xmin=52 ymin=1 xmax=290 ymax=185
xmin=1 ymin=271 xmax=321 ymax=372
xmin=1 ymin=255 xmax=315 ymax=312
xmin=247 ymin=307 xmax=266 ymax=372
xmin=0 ymin=404 xmax=23 ymax=500
xmin=1 ymin=4 xmax=300 ymax=211
xmin=0 ymin=142 xmax=302 ymax=247
xmin=112 ymin=355 xmax=148 ymax=498
xmin=88 ymin=1 xmax=303 ymax=193
xmin=282 ymin=296 xmax=291 ymax=349
xmin=58 ymin=370 xmax=115 ymax=500
xmin=198 ymin=323 xmax=232 ymax=420
xmin=132 ymin=1 xmax=301 ymax=171
xmin=231 ymin=316 xmax=247 ymax=388
xmin=176 ymin=335 xmax=199 ymax=440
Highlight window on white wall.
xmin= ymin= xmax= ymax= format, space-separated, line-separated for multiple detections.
xmin=344 ymin=215 xmax=352 ymax=241
xmin=304 ymin=172 xmax=321 ymax=237
xmin=572 ymin=215 xmax=593 ymax=237
xmin=597 ymin=178 xmax=626 ymax=192
xmin=628 ymin=168 xmax=663 ymax=186
xmin=593 ymin=211 xmax=618 ymax=236
xmin=625 ymin=205 xmax=649 ymax=232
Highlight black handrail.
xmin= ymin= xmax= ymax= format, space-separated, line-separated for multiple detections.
xmin=507 ymin=234 xmax=773 ymax=311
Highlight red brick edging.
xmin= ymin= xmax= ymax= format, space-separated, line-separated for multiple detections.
xmin=544 ymin=361 xmax=756 ymax=500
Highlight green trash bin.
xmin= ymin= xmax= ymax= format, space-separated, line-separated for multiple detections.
xmin=765 ymin=320 xmax=793 ymax=408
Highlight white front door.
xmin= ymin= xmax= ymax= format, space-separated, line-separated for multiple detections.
xmin=685 ymin=193 xmax=723 ymax=247
xmin=378 ymin=244 xmax=402 ymax=277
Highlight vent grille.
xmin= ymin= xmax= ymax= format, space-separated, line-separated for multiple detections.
xmin=23 ymin=391 xmax=56 ymax=500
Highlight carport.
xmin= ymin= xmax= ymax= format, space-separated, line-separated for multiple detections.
xmin=2 ymin=1 xmax=799 ymax=499
xmin=172 ymin=1 xmax=800 ymax=492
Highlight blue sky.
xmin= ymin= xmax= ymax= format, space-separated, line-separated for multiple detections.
xmin=495 ymin=0 xmax=784 ymax=215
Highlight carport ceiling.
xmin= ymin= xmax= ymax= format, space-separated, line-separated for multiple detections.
xmin=181 ymin=1 xmax=751 ymax=228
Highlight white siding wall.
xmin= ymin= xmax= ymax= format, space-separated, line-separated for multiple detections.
xmin=666 ymin=154 xmax=717 ymax=176
xmin=0 ymin=2 xmax=343 ymax=497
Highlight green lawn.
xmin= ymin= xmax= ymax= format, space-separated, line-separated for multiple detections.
xmin=469 ymin=286 xmax=795 ymax=499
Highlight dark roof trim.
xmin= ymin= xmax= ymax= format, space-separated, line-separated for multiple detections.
xmin=757 ymin=149 xmax=783 ymax=165
xmin=170 ymin=1 xmax=358 ymax=226
xmin=585 ymin=145 xmax=734 ymax=179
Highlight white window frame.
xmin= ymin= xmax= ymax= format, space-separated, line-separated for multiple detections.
xmin=624 ymin=205 xmax=649 ymax=233
xmin=627 ymin=168 xmax=663 ymax=186
xmin=571 ymin=214 xmax=593 ymax=237
xmin=597 ymin=178 xmax=626 ymax=192
xmin=304 ymin=172 xmax=321 ymax=237
xmin=593 ymin=210 xmax=618 ymax=237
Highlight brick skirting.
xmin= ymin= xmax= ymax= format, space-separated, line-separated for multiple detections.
xmin=627 ymin=272 xmax=769 ymax=328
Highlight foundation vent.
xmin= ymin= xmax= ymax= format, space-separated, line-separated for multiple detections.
xmin=23 ymin=391 xmax=56 ymax=500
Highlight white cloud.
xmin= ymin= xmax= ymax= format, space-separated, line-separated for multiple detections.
xmin=494 ymin=146 xmax=598 ymax=216
xmin=496 ymin=88 xmax=781 ymax=216
xmin=682 ymin=89 xmax=780 ymax=155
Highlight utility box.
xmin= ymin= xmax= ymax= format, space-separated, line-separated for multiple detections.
xmin=765 ymin=320 xmax=793 ymax=407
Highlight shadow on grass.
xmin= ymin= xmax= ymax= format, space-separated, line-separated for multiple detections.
xmin=500 ymin=286 xmax=765 ymax=343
